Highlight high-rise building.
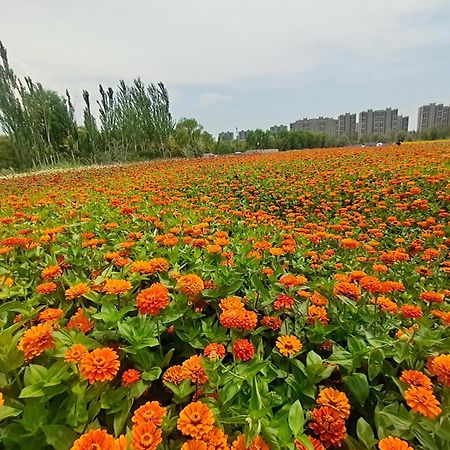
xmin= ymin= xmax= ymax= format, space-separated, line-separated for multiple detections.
xmin=269 ymin=125 xmax=288 ymax=133
xmin=290 ymin=117 xmax=338 ymax=135
xmin=358 ymin=108 xmax=408 ymax=136
xmin=237 ymin=130 xmax=251 ymax=141
xmin=218 ymin=131 xmax=234 ymax=142
xmin=338 ymin=113 xmax=356 ymax=136
xmin=417 ymin=103 xmax=450 ymax=131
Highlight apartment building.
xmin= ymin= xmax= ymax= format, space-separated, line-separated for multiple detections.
xmin=417 ymin=103 xmax=450 ymax=131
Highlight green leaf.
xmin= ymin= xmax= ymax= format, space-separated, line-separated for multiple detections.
xmin=368 ymin=349 xmax=384 ymax=381
xmin=306 ymin=350 xmax=322 ymax=366
xmin=43 ymin=425 xmax=78 ymax=450
xmin=22 ymin=398 xmax=48 ymax=433
xmin=344 ymin=373 xmax=369 ymax=405
xmin=220 ymin=382 xmax=241 ymax=405
xmin=294 ymin=434 xmax=314 ymax=450
xmin=114 ymin=397 xmax=133 ymax=436
xmin=288 ymin=400 xmax=304 ymax=436
xmin=0 ymin=406 xmax=22 ymax=421
xmin=141 ymin=367 xmax=162 ymax=381
xmin=356 ymin=417 xmax=377 ymax=448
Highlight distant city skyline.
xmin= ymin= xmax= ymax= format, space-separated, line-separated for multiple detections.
xmin=2 ymin=1 xmax=450 ymax=137
xmin=220 ymin=102 xmax=450 ymax=139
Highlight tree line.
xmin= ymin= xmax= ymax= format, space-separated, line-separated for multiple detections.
xmin=1 ymin=40 xmax=450 ymax=171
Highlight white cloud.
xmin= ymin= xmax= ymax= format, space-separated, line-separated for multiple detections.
xmin=198 ymin=93 xmax=232 ymax=107
xmin=2 ymin=0 xmax=449 ymax=87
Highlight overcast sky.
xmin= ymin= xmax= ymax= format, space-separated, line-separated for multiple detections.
xmin=2 ymin=0 xmax=450 ymax=135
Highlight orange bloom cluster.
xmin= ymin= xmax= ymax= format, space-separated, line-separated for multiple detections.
xmin=41 ymin=265 xmax=62 ymax=279
xmin=70 ymin=429 xmax=125 ymax=450
xmin=177 ymin=274 xmax=205 ymax=296
xmin=80 ymin=347 xmax=120 ymax=384
xmin=65 ymin=282 xmax=90 ymax=300
xmin=333 ymin=281 xmax=361 ymax=301
xmin=122 ymin=368 xmax=141 ymax=386
xmin=36 ymin=282 xmax=58 ymax=294
xmin=428 ymin=354 xmax=450 ymax=386
xmin=275 ymin=335 xmax=302 ymax=356
xmin=177 ymin=401 xmax=215 ymax=439
xmin=66 ymin=308 xmax=94 ymax=334
xmin=307 ymin=305 xmax=329 ymax=325
xmin=272 ymin=294 xmax=294 ymax=311
xmin=378 ymin=437 xmax=414 ymax=450
xmin=260 ymin=316 xmax=282 ymax=331
xmin=231 ymin=434 xmax=270 ymax=449
xmin=64 ymin=344 xmax=88 ymax=363
xmin=103 ymin=279 xmax=132 ymax=295
xmin=232 ymin=339 xmax=255 ymax=362
xmin=204 ymin=343 xmax=226 ymax=360
xmin=294 ymin=436 xmax=325 ymax=450
xmin=38 ymin=308 xmax=64 ymax=323
xmin=136 ymin=283 xmax=169 ymax=315
xmin=279 ymin=274 xmax=307 ymax=287
xmin=182 ymin=355 xmax=209 ymax=385
xmin=163 ymin=365 xmax=189 ymax=385
xmin=129 ymin=257 xmax=169 ymax=275
xmin=309 ymin=388 xmax=350 ymax=447
xmin=17 ymin=322 xmax=55 ymax=360
xmin=219 ymin=307 xmax=257 ymax=330
xmin=401 ymin=371 xmax=442 ymax=419
xmin=132 ymin=401 xmax=167 ymax=427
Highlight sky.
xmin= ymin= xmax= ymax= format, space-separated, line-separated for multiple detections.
xmin=2 ymin=0 xmax=450 ymax=136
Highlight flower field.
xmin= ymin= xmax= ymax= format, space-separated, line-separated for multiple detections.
xmin=0 ymin=141 xmax=449 ymax=450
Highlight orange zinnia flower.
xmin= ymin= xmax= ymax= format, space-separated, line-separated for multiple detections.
xmin=378 ymin=436 xmax=414 ymax=450
xmin=307 ymin=305 xmax=329 ymax=325
xmin=103 ymin=279 xmax=132 ymax=295
xmin=182 ymin=355 xmax=208 ymax=385
xmin=202 ymin=426 xmax=229 ymax=450
xmin=260 ymin=316 xmax=282 ymax=331
xmin=276 ymin=335 xmax=302 ymax=356
xmin=204 ymin=343 xmax=226 ymax=360
xmin=232 ymin=339 xmax=255 ymax=362
xmin=36 ymin=282 xmax=58 ymax=294
xmin=428 ymin=354 xmax=450 ymax=386
xmin=67 ymin=308 xmax=94 ymax=334
xmin=333 ymin=281 xmax=360 ymax=301
xmin=17 ymin=322 xmax=55 ymax=360
xmin=64 ymin=344 xmax=88 ymax=363
xmin=294 ymin=436 xmax=325 ymax=450
xmin=122 ymin=368 xmax=141 ymax=386
xmin=219 ymin=296 xmax=244 ymax=310
xmin=273 ymin=294 xmax=294 ymax=310
xmin=400 ymin=370 xmax=432 ymax=389
xmin=132 ymin=401 xmax=167 ymax=426
xmin=65 ymin=283 xmax=91 ymax=300
xmin=316 ymin=387 xmax=351 ymax=419
xmin=182 ymin=440 xmax=207 ymax=450
xmin=163 ymin=365 xmax=189 ymax=385
xmin=399 ymin=305 xmax=422 ymax=319
xmin=131 ymin=422 xmax=163 ymax=450
xmin=38 ymin=308 xmax=64 ymax=323
xmin=177 ymin=401 xmax=215 ymax=439
xmin=41 ymin=265 xmax=62 ymax=279
xmin=231 ymin=435 xmax=270 ymax=450
xmin=177 ymin=274 xmax=205 ymax=296
xmin=279 ymin=274 xmax=307 ymax=287
xmin=136 ymin=283 xmax=169 ymax=316
xmin=219 ymin=308 xmax=258 ymax=330
xmin=80 ymin=347 xmax=120 ymax=384
xmin=309 ymin=406 xmax=347 ymax=448
xmin=70 ymin=429 xmax=115 ymax=450
xmin=403 ymin=386 xmax=441 ymax=418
